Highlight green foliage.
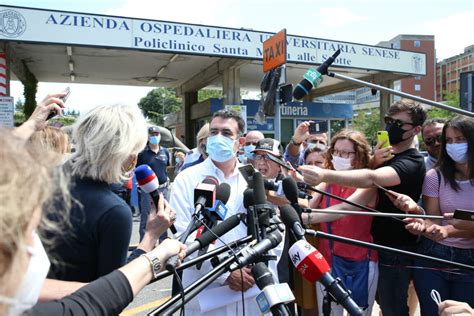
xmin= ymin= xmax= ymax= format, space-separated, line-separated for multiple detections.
xmin=138 ymin=87 xmax=182 ymax=125
xmin=426 ymin=91 xmax=460 ymax=120
xmin=21 ymin=61 xmax=38 ymax=119
xmin=14 ymin=111 xmax=25 ymax=125
xmin=198 ymin=89 xmax=222 ymax=102
xmin=15 ymin=98 xmax=24 ymax=112
xmin=351 ymin=108 xmax=381 ymax=145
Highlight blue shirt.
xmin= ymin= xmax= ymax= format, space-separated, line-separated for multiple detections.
xmin=137 ymin=145 xmax=170 ymax=184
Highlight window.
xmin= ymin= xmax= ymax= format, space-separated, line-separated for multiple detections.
xmin=415 ymin=76 xmax=421 ymax=80
xmin=414 ymin=40 xmax=421 ymax=48
xmin=414 ymin=84 xmax=421 ymax=91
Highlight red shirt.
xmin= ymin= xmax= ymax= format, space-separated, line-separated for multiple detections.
xmin=318 ymin=184 xmax=378 ymax=265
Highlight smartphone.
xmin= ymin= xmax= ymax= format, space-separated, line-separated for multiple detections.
xmin=238 ymin=164 xmax=255 ymax=186
xmin=47 ymin=87 xmax=71 ymax=120
xmin=309 ymin=121 xmax=328 ymax=134
xmin=374 ymin=182 xmax=397 ymax=198
xmin=453 ymin=209 xmax=474 ymax=221
xmin=377 ymin=131 xmax=390 ymax=148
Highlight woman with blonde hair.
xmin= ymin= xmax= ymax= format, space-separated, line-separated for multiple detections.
xmin=301 ymin=129 xmax=379 ymax=316
xmin=0 ymin=129 xmax=185 ymax=315
xmin=47 ymin=104 xmax=177 ymax=283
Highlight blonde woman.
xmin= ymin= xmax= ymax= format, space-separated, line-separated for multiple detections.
xmin=47 ymin=104 xmax=177 ymax=283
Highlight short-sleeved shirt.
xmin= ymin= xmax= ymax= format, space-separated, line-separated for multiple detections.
xmin=371 ymin=148 xmax=426 ymax=247
xmin=423 ymin=168 xmax=474 ymax=249
xmin=137 ymin=145 xmax=170 ymax=184
xmin=47 ymin=176 xmax=132 ymax=282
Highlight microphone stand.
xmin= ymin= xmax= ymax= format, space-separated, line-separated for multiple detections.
xmin=305 ymin=229 xmax=474 ymax=272
xmin=327 ymin=71 xmax=474 ymax=118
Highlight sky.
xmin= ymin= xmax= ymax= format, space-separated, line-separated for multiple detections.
xmin=3 ymin=0 xmax=474 ymax=113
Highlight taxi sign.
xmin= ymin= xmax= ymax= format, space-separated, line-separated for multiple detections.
xmin=263 ymin=29 xmax=287 ymax=72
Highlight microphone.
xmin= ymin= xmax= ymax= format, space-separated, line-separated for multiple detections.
xmin=230 ymin=230 xmax=283 ymax=269
xmin=253 ymin=172 xmax=270 ymax=228
xmin=282 ymin=176 xmax=304 ymax=218
xmin=293 ymin=49 xmax=341 ymax=100
xmin=244 ymin=188 xmax=259 ymax=240
xmin=265 ymin=179 xmax=312 ymax=200
xmin=194 ymin=176 xmax=219 ymax=212
xmin=165 ymin=213 xmax=242 ymax=271
xmin=252 ymin=262 xmax=294 ymax=316
xmin=289 ymin=240 xmax=363 ymax=316
xmin=206 ymin=183 xmax=231 ymax=221
xmin=279 ymin=204 xmax=306 ymax=241
xmin=135 ymin=165 xmax=176 ymax=234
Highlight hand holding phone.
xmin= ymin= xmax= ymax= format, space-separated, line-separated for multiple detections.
xmin=453 ymin=209 xmax=474 ymax=221
xmin=309 ymin=121 xmax=328 ymax=134
xmin=377 ymin=131 xmax=390 ymax=149
xmin=47 ymin=87 xmax=70 ymax=120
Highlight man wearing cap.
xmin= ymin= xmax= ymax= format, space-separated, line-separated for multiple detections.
xmin=253 ymin=138 xmax=288 ymax=181
xmin=137 ymin=126 xmax=171 ymax=241
xmin=239 ymin=130 xmax=265 ymax=166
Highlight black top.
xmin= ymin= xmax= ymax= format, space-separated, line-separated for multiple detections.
xmin=30 ymin=270 xmax=133 ymax=316
xmin=137 ymin=145 xmax=170 ymax=184
xmin=371 ymin=148 xmax=426 ymax=247
xmin=47 ymin=176 xmax=133 ymax=282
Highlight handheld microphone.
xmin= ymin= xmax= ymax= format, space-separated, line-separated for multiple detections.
xmin=135 ymin=165 xmax=176 ymax=234
xmin=289 ymin=240 xmax=363 ymax=315
xmin=279 ymin=204 xmax=306 ymax=241
xmin=282 ymin=176 xmax=304 ymax=218
xmin=230 ymin=230 xmax=283 ymax=269
xmin=253 ymin=172 xmax=271 ymax=228
xmin=206 ymin=183 xmax=231 ymax=221
xmin=194 ymin=176 xmax=218 ymax=212
xmin=293 ymin=49 xmax=341 ymax=100
xmin=165 ymin=213 xmax=242 ymax=271
xmin=252 ymin=262 xmax=294 ymax=316
xmin=265 ymin=178 xmax=312 ymax=200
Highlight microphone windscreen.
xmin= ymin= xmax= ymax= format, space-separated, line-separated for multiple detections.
xmin=252 ymin=262 xmax=275 ymax=290
xmin=292 ymin=79 xmax=313 ymax=100
xmin=279 ymin=204 xmax=300 ymax=227
xmin=216 ymin=183 xmax=231 ymax=204
xmin=134 ymin=165 xmax=159 ymax=193
xmin=289 ymin=240 xmax=330 ymax=283
xmin=243 ymin=188 xmax=254 ymax=209
xmin=203 ymin=175 xmax=219 ymax=186
xmin=253 ymin=172 xmax=267 ymax=205
xmin=282 ymin=176 xmax=299 ymax=204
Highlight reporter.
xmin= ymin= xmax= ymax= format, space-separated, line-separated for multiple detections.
xmin=438 ymin=300 xmax=474 ymax=316
xmin=47 ymin=104 xmax=176 ymax=282
xmin=0 ymin=130 xmax=186 ymax=315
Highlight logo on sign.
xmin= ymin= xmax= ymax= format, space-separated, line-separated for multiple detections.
xmin=411 ymin=55 xmax=422 ymax=73
xmin=0 ymin=10 xmax=26 ymax=38
xmin=290 ymin=251 xmax=301 ymax=265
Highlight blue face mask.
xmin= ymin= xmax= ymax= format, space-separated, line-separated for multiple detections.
xmin=149 ymin=135 xmax=161 ymax=145
xmin=243 ymin=145 xmax=256 ymax=160
xmin=446 ymin=143 xmax=468 ymax=163
xmin=207 ymin=134 xmax=237 ymax=162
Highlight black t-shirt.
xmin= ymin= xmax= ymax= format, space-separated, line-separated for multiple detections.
xmin=137 ymin=145 xmax=170 ymax=184
xmin=371 ymin=148 xmax=426 ymax=247
xmin=47 ymin=176 xmax=133 ymax=282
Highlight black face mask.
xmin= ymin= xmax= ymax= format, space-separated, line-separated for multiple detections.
xmin=385 ymin=123 xmax=407 ymax=145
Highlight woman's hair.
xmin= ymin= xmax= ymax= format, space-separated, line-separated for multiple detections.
xmin=197 ymin=123 xmax=210 ymax=156
xmin=70 ymin=104 xmax=148 ymax=184
xmin=304 ymin=144 xmax=326 ymax=162
xmin=29 ymin=126 xmax=70 ymax=156
xmin=325 ymin=129 xmax=371 ymax=170
xmin=436 ymin=115 xmax=474 ymax=191
xmin=0 ymin=129 xmax=68 ymax=289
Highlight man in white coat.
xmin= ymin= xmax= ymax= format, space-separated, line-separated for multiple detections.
xmin=170 ymin=109 xmax=282 ymax=315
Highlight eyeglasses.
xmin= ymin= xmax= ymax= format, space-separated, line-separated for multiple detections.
xmin=254 ymin=153 xmax=272 ymax=161
xmin=245 ymin=141 xmax=258 ymax=146
xmin=384 ymin=116 xmax=415 ymax=128
xmin=424 ymin=135 xmax=442 ymax=147
xmin=333 ymin=149 xmax=355 ymax=159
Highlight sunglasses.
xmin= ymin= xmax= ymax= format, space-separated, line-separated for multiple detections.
xmin=424 ymin=135 xmax=442 ymax=147
xmin=384 ymin=116 xmax=415 ymax=128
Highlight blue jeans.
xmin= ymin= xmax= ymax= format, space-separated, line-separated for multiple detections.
xmin=377 ymin=246 xmax=415 ymax=316
xmin=139 ymin=187 xmax=169 ymax=242
xmin=413 ymin=237 xmax=474 ymax=315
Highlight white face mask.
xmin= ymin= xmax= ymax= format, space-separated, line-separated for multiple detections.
xmin=331 ymin=155 xmax=353 ymax=171
xmin=0 ymin=232 xmax=51 ymax=315
xmin=446 ymin=143 xmax=468 ymax=163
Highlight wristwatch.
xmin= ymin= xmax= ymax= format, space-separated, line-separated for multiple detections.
xmin=290 ymin=137 xmax=302 ymax=146
xmin=142 ymin=252 xmax=162 ymax=279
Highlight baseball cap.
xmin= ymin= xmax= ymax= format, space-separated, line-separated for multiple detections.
xmin=253 ymin=138 xmax=291 ymax=170
xmin=148 ymin=126 xmax=160 ymax=133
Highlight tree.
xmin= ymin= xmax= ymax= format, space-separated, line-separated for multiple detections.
xmin=198 ymin=89 xmax=222 ymax=102
xmin=15 ymin=98 xmax=25 ymax=112
xmin=351 ymin=108 xmax=381 ymax=146
xmin=426 ymin=91 xmax=460 ymax=120
xmin=138 ymin=88 xmax=182 ymax=125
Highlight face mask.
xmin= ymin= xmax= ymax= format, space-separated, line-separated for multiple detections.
xmin=149 ymin=135 xmax=161 ymax=145
xmin=331 ymin=155 xmax=353 ymax=171
xmin=238 ymin=153 xmax=246 ymax=163
xmin=446 ymin=143 xmax=468 ymax=163
xmin=0 ymin=232 xmax=51 ymax=316
xmin=175 ymin=157 xmax=182 ymax=164
xmin=243 ymin=145 xmax=256 ymax=160
xmin=206 ymin=134 xmax=237 ymax=163
xmin=386 ymin=123 xmax=408 ymax=145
